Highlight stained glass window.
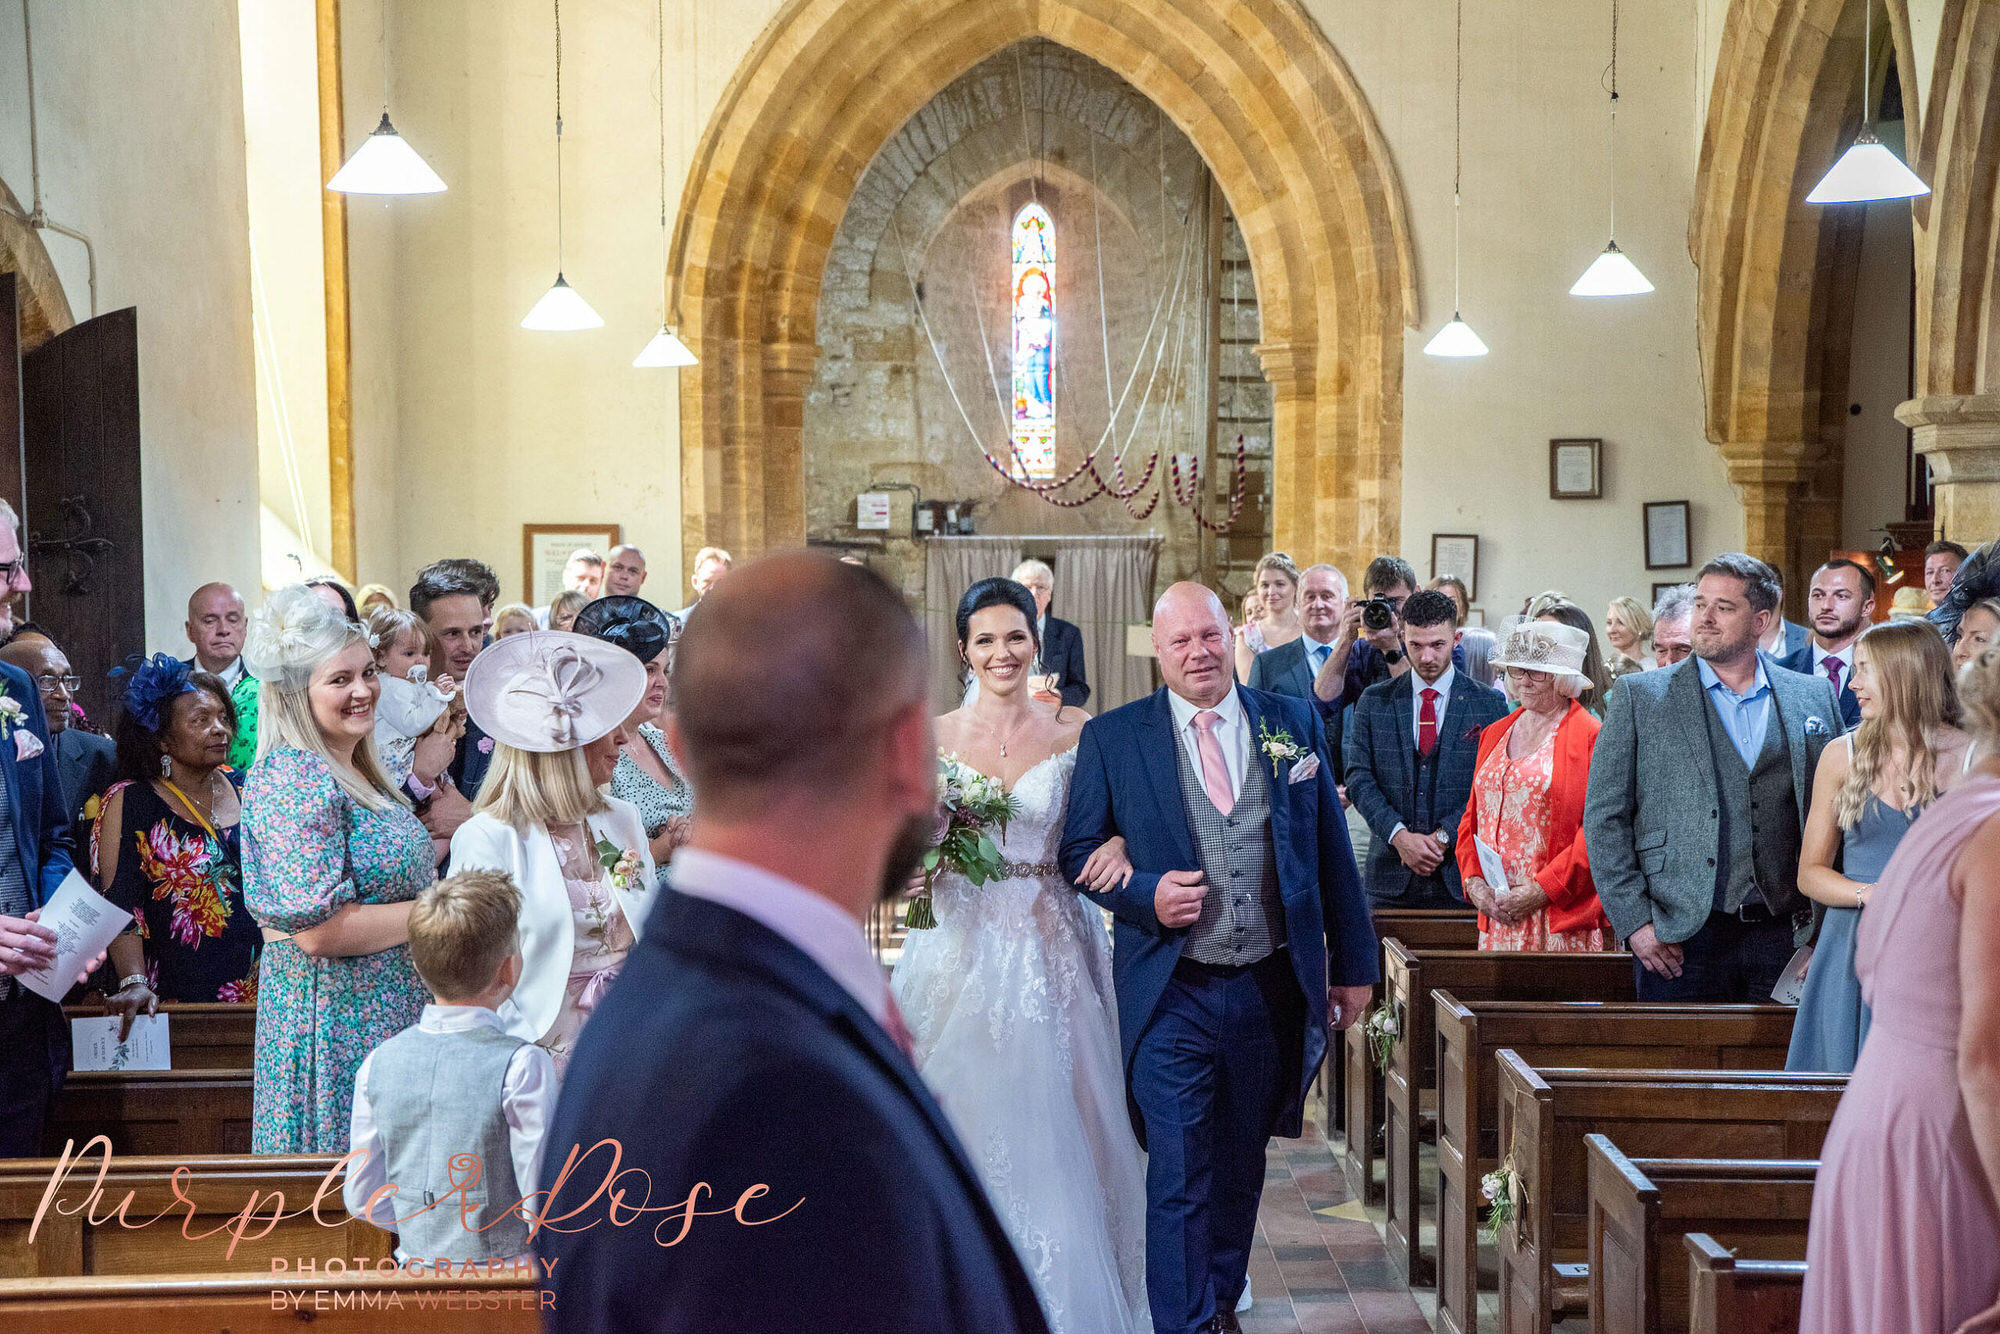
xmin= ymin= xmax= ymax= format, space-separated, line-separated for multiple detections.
xmin=1010 ymin=203 xmax=1056 ymax=481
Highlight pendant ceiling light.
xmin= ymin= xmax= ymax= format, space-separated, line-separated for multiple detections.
xmin=1571 ymin=0 xmax=1652 ymax=296
xmin=522 ymin=0 xmax=602 ymax=331
xmin=1425 ymin=0 xmax=1488 ymax=357
xmin=327 ymin=4 xmax=445 ymax=194
xmin=634 ymin=0 xmax=696 ymax=367
xmin=1807 ymin=0 xmax=1929 ymax=204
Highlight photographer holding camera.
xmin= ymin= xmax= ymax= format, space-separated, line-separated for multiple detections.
xmin=1309 ymin=556 xmax=1468 ymax=713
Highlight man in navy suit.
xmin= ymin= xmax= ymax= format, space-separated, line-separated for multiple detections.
xmin=1248 ymin=563 xmax=1350 ymax=771
xmin=539 ymin=554 xmax=1049 ymax=1334
xmin=1777 ymin=558 xmax=1873 ymax=730
xmin=1011 ymin=560 xmax=1091 ymax=709
xmin=408 ymin=559 xmax=500 ymax=840
xmin=1061 ymin=583 xmax=1377 ymax=1334
xmin=0 ymin=510 xmax=79 ymax=1157
xmin=1344 ymin=590 xmax=1509 ymax=908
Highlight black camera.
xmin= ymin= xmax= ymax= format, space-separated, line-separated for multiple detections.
xmin=1360 ymin=596 xmax=1398 ymax=632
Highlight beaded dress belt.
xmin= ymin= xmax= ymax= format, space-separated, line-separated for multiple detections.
xmin=998 ymin=860 xmax=1061 ymax=878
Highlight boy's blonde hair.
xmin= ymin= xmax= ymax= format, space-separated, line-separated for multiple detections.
xmin=408 ymin=869 xmax=522 ymax=1001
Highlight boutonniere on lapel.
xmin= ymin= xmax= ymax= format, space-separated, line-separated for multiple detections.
xmin=1256 ymin=719 xmax=1310 ymax=780
xmin=0 ymin=694 xmax=38 ymax=761
xmin=594 ymin=837 xmax=643 ymax=891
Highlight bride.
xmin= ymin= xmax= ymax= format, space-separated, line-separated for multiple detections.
xmin=893 ymin=577 xmax=1152 ymax=1334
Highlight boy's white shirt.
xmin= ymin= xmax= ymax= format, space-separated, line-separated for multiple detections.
xmin=343 ymin=1003 xmax=556 ymax=1260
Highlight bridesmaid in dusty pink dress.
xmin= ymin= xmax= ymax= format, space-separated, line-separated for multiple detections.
xmin=1802 ymin=652 xmax=2000 ymax=1333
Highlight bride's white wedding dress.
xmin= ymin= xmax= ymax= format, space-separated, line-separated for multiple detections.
xmin=892 ymin=747 xmax=1151 ymax=1334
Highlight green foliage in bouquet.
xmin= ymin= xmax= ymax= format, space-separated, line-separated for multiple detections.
xmin=905 ymin=753 xmax=1022 ymax=931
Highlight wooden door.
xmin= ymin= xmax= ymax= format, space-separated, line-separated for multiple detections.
xmin=21 ymin=307 xmax=143 ymax=727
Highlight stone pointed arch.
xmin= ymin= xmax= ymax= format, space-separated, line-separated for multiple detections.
xmin=1692 ymin=0 xmax=1913 ymax=579
xmin=667 ymin=0 xmax=1415 ymax=580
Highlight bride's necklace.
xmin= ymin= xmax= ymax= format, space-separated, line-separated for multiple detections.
xmin=974 ymin=704 xmax=1036 ymax=758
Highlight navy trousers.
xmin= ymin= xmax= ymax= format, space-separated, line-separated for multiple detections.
xmin=1131 ymin=951 xmax=1306 ymax=1334
xmin=0 ymin=988 xmax=67 ymax=1157
xmin=1634 ymin=909 xmax=1794 ymax=1003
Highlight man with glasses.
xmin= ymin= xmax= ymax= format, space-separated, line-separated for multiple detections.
xmin=0 ymin=501 xmax=32 ymax=639
xmin=1318 ymin=555 xmax=1467 ymax=715
xmin=0 ymin=632 xmax=112 ymax=831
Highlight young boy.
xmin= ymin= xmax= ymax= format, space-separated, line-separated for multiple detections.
xmin=344 ymin=869 xmax=555 ymax=1264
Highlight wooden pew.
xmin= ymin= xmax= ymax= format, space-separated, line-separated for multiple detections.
xmin=44 ymin=1071 xmax=253 ymax=1157
xmin=61 ymin=1003 xmax=256 ymax=1071
xmin=0 ymin=1153 xmax=387 ymax=1279
xmin=1378 ymin=946 xmax=1634 ymax=1283
xmin=1325 ymin=908 xmax=1479 ymax=1144
xmin=1432 ymin=1001 xmax=1794 ymax=1334
xmin=1493 ymin=1057 xmax=1841 ymax=1334
xmin=1585 ymin=1137 xmax=1814 ymax=1334
xmin=0 ymin=1271 xmax=545 ymax=1332
xmin=1684 ymin=1233 xmax=1806 ymax=1334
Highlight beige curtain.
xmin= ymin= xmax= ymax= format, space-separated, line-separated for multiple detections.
xmin=1048 ymin=534 xmax=1160 ymax=713
xmin=923 ymin=536 xmax=1024 ymax=710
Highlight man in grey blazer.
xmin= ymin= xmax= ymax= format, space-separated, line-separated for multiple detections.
xmin=1584 ymin=554 xmax=1844 ymax=1002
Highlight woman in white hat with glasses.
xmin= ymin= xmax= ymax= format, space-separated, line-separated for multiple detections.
xmin=1454 ymin=618 xmax=1613 ymax=951
xmin=448 ymin=631 xmax=654 ymax=1075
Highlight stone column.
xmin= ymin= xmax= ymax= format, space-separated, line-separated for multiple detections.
xmin=761 ymin=339 xmax=821 ymax=549
xmin=1719 ymin=441 xmax=1811 ymax=590
xmin=1897 ymin=395 xmax=2000 ymax=545
xmin=1255 ymin=339 xmax=1318 ymax=562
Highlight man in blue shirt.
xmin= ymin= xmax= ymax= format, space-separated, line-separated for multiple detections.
xmin=1584 ymin=554 xmax=1844 ymax=1002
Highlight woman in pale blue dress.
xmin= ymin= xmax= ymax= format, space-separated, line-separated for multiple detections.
xmin=1787 ymin=621 xmax=1971 ymax=1073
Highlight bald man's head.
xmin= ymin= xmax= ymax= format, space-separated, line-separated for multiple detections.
xmin=0 ymin=635 xmax=71 ymax=734
xmin=1152 ymin=581 xmax=1234 ymax=707
xmin=671 ymin=552 xmax=927 ymax=819
xmin=185 ymin=583 xmax=246 ymax=673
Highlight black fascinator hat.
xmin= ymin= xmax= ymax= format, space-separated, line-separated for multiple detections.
xmin=573 ymin=595 xmax=679 ymax=665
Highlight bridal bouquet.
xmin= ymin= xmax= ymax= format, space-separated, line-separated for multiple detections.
xmin=905 ymin=752 xmax=1021 ymax=931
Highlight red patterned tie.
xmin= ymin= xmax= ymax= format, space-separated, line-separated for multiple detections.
xmin=1419 ymin=688 xmax=1439 ymax=759
xmin=1824 ymin=657 xmax=1844 ymax=697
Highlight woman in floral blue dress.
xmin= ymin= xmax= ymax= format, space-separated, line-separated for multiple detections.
xmin=239 ymin=585 xmax=434 ymax=1154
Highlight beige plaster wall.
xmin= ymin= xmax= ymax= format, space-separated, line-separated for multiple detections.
xmin=0 ymin=0 xmax=260 ymax=653
xmin=1841 ymin=195 xmax=1919 ymax=547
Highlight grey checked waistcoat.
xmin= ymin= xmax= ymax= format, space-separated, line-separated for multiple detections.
xmin=1177 ymin=725 xmax=1287 ymax=965
xmin=1700 ymin=697 xmax=1804 ymax=916
xmin=364 ymin=1023 xmax=530 ymax=1260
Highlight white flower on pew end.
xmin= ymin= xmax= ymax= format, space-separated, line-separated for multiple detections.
xmin=1481 ymin=1157 xmax=1519 ymax=1243
xmin=1363 ymin=1000 xmax=1403 ymax=1075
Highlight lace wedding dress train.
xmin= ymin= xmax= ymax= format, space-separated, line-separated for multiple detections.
xmin=892 ymin=748 xmax=1152 ymax=1334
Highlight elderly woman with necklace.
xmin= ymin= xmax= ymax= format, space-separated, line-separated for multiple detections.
xmin=574 ymin=597 xmax=693 ymax=879
xmin=448 ymin=631 xmax=654 ymax=1076
xmin=94 ymin=656 xmax=262 ymax=1035
xmin=1456 ymin=619 xmax=1611 ymax=950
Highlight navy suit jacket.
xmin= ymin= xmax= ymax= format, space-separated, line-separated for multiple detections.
xmin=446 ymin=716 xmax=493 ymax=797
xmin=1343 ymin=672 xmax=1508 ymax=901
xmin=1040 ymin=614 xmax=1090 ymax=709
xmin=1249 ymin=636 xmax=1348 ymax=777
xmin=539 ymin=890 xmax=1050 ymax=1334
xmin=0 ymin=663 xmax=75 ymax=908
xmin=55 ymin=728 xmax=117 ymax=830
xmin=1059 ymin=685 xmax=1377 ymax=1142
xmin=1777 ymin=643 xmax=1863 ymax=730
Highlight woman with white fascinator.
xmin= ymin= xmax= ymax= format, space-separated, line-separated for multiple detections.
xmin=448 ymin=630 xmax=654 ymax=1076
xmin=1454 ymin=617 xmax=1612 ymax=952
xmin=241 ymin=585 xmax=435 ymax=1154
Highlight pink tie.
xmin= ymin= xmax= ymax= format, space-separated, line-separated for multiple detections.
xmin=881 ymin=993 xmax=917 ymax=1060
xmin=1824 ymin=657 xmax=1844 ymax=696
xmin=1192 ymin=710 xmax=1234 ymax=815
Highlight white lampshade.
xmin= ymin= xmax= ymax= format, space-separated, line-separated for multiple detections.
xmin=327 ymin=113 xmax=446 ymax=194
xmin=633 ymin=325 xmax=698 ymax=367
xmin=1423 ymin=315 xmax=1489 ymax=358
xmin=1806 ymin=131 xmax=1930 ymax=204
xmin=1570 ymin=241 xmax=1655 ymax=297
xmin=520 ymin=274 xmax=603 ymax=331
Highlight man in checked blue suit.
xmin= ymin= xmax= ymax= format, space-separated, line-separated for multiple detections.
xmin=1062 ymin=582 xmax=1378 ymax=1334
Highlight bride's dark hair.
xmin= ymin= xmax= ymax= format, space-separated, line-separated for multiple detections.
xmin=955 ymin=577 xmax=1040 ymax=650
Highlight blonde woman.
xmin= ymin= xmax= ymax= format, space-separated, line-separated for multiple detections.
xmin=1604 ymin=596 xmax=1653 ymax=678
xmin=1234 ymin=551 xmax=1304 ymax=682
xmin=241 ymin=585 xmax=435 ymax=1153
xmin=448 ymin=632 xmax=654 ymax=1076
xmin=1800 ymin=638 xmax=2000 ymax=1333
xmin=1787 ymin=621 xmax=1971 ymax=1073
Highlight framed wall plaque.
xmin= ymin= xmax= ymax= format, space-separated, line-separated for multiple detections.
xmin=523 ymin=524 xmax=621 ymax=605
xmin=1643 ymin=501 xmax=1692 ymax=570
xmin=1549 ymin=438 xmax=1602 ymax=499
xmin=1430 ymin=533 xmax=1479 ymax=600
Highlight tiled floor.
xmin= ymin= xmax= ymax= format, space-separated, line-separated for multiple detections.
xmin=1240 ymin=1121 xmax=1432 ymax=1334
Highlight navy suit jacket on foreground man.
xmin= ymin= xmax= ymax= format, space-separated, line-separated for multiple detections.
xmin=538 ymin=555 xmax=1048 ymax=1334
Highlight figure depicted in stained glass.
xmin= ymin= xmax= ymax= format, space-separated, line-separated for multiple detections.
xmin=1010 ymin=204 xmax=1056 ymax=480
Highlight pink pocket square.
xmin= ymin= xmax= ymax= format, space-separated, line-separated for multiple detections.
xmin=1288 ymin=754 xmax=1321 ymax=784
xmin=13 ymin=730 xmax=42 ymax=762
